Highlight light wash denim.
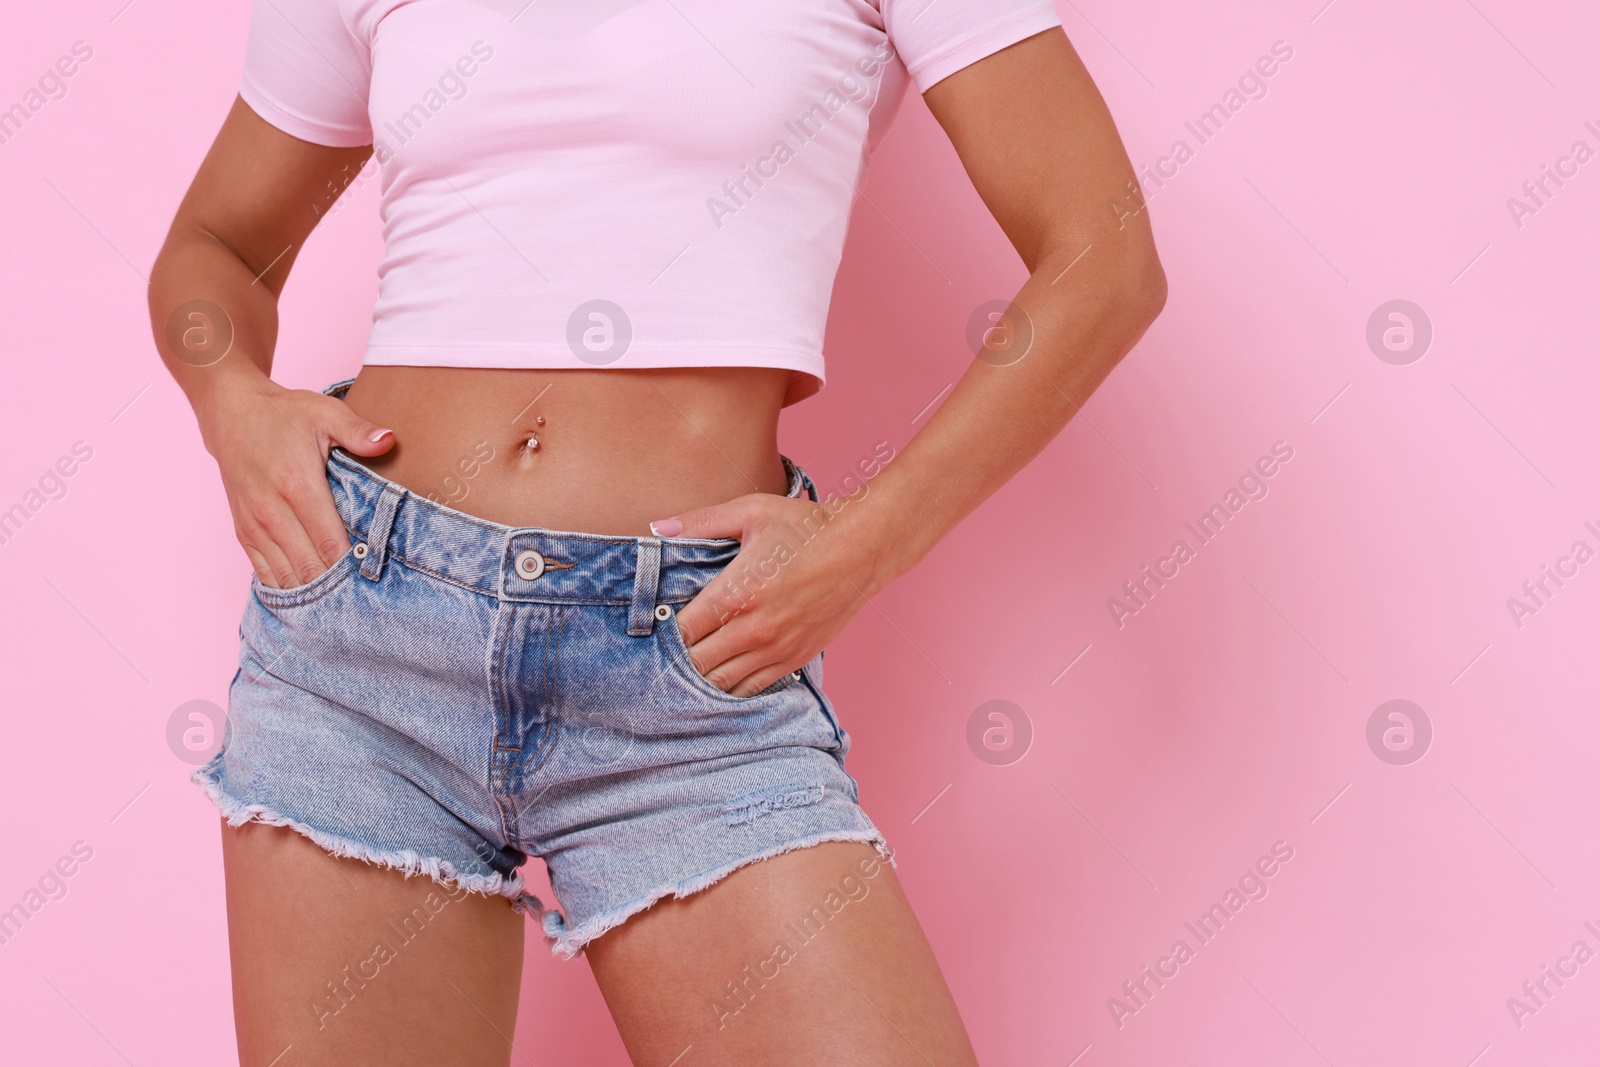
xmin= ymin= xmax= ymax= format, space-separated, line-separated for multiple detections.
xmin=194 ymin=379 xmax=892 ymax=958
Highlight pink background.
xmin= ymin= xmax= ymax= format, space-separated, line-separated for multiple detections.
xmin=3 ymin=0 xmax=1598 ymax=1063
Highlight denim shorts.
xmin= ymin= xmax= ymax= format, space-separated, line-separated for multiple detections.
xmin=194 ymin=379 xmax=892 ymax=959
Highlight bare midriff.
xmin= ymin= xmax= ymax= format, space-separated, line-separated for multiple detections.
xmin=338 ymin=365 xmax=794 ymax=536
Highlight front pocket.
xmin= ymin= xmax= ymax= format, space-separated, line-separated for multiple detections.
xmin=251 ymin=548 xmax=359 ymax=609
xmin=656 ymin=609 xmax=802 ymax=703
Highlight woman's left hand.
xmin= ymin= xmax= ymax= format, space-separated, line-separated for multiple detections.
xmin=650 ymin=491 xmax=887 ymax=697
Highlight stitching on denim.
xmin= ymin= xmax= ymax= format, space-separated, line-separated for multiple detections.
xmin=330 ymin=454 xmax=788 ymax=606
xmin=489 ymin=600 xmax=518 ymax=759
xmin=488 ymin=600 xmax=523 ymax=844
xmin=797 ymin=667 xmax=847 ymax=753
xmin=252 ymin=552 xmax=359 ymax=609
xmin=530 ymin=603 xmax=566 ymax=779
xmin=332 ymin=450 xmax=743 ymax=547
xmin=499 ymin=592 xmax=636 ymax=606
xmin=627 ymin=539 xmax=662 ymax=636
xmin=192 ymin=768 xmax=539 ymax=911
xmin=721 ymin=782 xmax=827 ymax=826
xmin=538 ymin=827 xmax=896 ymax=959
xmin=386 ymin=555 xmax=500 ymax=599
xmin=358 ymin=484 xmax=404 ymax=582
xmin=385 ymin=551 xmax=639 ymax=605
xmin=659 ymin=614 xmax=799 ymax=704
xmin=331 ymin=447 xmax=772 ymax=547
xmin=330 ymin=452 xmax=513 ymax=535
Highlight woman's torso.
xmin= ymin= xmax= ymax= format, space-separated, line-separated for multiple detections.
xmin=243 ymin=0 xmax=921 ymax=533
xmin=286 ymin=2 xmax=900 ymax=531
xmin=339 ymin=365 xmax=792 ymax=535
xmin=249 ymin=0 xmax=1053 ymax=530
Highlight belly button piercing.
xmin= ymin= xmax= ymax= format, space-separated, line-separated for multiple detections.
xmin=522 ymin=416 xmax=545 ymax=452
xmin=518 ymin=416 xmax=545 ymax=454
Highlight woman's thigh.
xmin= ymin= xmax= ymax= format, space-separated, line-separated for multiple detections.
xmin=585 ymin=841 xmax=978 ymax=1067
xmin=220 ymin=821 xmax=526 ymax=1067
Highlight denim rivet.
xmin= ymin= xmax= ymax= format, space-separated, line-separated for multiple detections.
xmin=352 ymin=543 xmax=369 ymax=559
xmin=514 ymin=548 xmax=546 ymax=581
xmin=654 ymin=603 xmax=671 ymax=620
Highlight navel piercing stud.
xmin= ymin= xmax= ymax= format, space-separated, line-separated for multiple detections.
xmin=520 ymin=416 xmax=544 ymax=453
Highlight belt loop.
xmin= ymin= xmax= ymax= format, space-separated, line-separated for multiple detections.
xmin=359 ymin=485 xmax=404 ymax=582
xmin=782 ymin=455 xmax=819 ymax=503
xmin=628 ymin=538 xmax=663 ymax=636
xmin=798 ymin=465 xmax=819 ymax=503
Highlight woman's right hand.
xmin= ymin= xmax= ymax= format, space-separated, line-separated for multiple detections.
xmin=198 ymin=377 xmax=395 ymax=590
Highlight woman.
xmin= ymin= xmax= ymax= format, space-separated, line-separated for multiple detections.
xmin=149 ymin=0 xmax=1164 ymax=1062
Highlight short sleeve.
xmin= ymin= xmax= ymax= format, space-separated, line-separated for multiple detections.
xmin=879 ymin=0 xmax=1063 ymax=93
xmin=238 ymin=0 xmax=372 ymax=147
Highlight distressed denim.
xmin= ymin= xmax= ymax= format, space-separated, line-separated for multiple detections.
xmin=194 ymin=380 xmax=892 ymax=958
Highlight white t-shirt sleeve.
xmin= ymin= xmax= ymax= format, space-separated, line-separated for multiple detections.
xmin=238 ymin=0 xmax=372 ymax=147
xmin=880 ymin=0 xmax=1064 ymax=93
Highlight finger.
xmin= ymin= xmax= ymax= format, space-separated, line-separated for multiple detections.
xmin=244 ymin=530 xmax=297 ymax=590
xmin=275 ymin=510 xmax=335 ymax=587
xmin=232 ymin=505 xmax=276 ymax=585
xmin=253 ymin=493 xmax=331 ymax=588
xmin=323 ymin=400 xmax=395 ymax=458
xmin=674 ymin=578 xmax=752 ymax=653
xmin=239 ymin=542 xmax=276 ymax=587
xmin=679 ymin=604 xmax=782 ymax=681
xmin=279 ymin=467 xmax=351 ymax=567
xmin=235 ymin=502 xmax=298 ymax=588
xmin=649 ymin=496 xmax=752 ymax=541
xmin=675 ymin=536 xmax=782 ymax=639
xmin=718 ymin=654 xmax=795 ymax=698
xmin=681 ymin=631 xmax=776 ymax=696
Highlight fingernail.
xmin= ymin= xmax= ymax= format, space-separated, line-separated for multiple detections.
xmin=368 ymin=428 xmax=393 ymax=443
xmin=650 ymin=517 xmax=683 ymax=538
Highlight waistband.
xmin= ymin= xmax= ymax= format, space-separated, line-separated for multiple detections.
xmin=318 ymin=378 xmax=817 ymax=624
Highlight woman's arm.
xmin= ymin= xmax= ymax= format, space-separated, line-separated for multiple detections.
xmin=661 ymin=28 xmax=1166 ymax=695
xmin=855 ymin=25 xmax=1167 ymax=585
xmin=148 ymin=98 xmax=394 ymax=588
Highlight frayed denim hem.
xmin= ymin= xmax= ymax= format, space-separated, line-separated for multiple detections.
xmin=191 ymin=766 xmax=546 ymax=917
xmin=539 ymin=826 xmax=896 ymax=960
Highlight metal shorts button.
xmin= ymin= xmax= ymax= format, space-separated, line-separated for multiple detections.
xmin=352 ymin=542 xmax=369 ymax=560
xmin=654 ymin=603 xmax=672 ymax=620
xmin=514 ymin=548 xmax=546 ymax=581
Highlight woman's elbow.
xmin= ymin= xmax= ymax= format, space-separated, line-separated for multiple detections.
xmin=1122 ymin=246 xmax=1168 ymax=330
xmin=1093 ymin=245 xmax=1167 ymax=344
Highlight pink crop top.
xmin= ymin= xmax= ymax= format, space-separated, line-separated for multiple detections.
xmin=240 ymin=0 xmax=1062 ymax=405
